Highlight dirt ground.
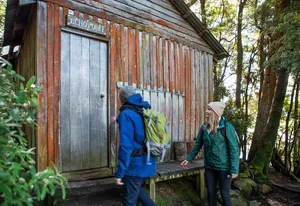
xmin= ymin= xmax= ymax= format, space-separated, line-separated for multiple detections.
xmin=251 ymin=171 xmax=300 ymax=206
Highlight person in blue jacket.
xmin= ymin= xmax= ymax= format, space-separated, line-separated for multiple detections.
xmin=115 ymin=86 xmax=157 ymax=206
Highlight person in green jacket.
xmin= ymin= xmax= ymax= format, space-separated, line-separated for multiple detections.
xmin=181 ymin=102 xmax=240 ymax=206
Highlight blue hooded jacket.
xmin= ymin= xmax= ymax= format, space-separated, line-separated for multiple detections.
xmin=115 ymin=93 xmax=156 ymax=178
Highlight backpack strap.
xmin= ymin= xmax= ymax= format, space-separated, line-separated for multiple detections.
xmin=221 ymin=117 xmax=230 ymax=157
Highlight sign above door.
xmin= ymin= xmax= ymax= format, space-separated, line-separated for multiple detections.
xmin=66 ymin=15 xmax=107 ymax=36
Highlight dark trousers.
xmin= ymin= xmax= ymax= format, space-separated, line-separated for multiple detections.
xmin=122 ymin=175 xmax=156 ymax=206
xmin=205 ymin=168 xmax=232 ymax=206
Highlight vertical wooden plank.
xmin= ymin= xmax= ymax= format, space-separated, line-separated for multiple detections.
xmin=60 ymin=31 xmax=71 ymax=172
xmin=156 ymin=37 xmax=162 ymax=91
xmin=145 ymin=33 xmax=150 ymax=88
xmin=150 ymin=91 xmax=158 ymax=111
xmin=190 ymin=49 xmax=196 ymax=139
xmin=200 ymin=169 xmax=206 ymax=199
xmin=149 ymin=179 xmax=156 ymax=202
xmin=151 ymin=35 xmax=157 ymax=91
xmin=204 ymin=52 xmax=208 ymax=111
xmin=36 ymin=1 xmax=48 ymax=171
xmin=200 ymin=51 xmax=205 ymax=125
xmin=172 ymin=94 xmax=179 ymax=143
xmin=120 ymin=25 xmax=125 ymax=83
xmin=100 ymin=41 xmax=108 ymax=167
xmin=124 ymin=27 xmax=129 ymax=83
xmin=110 ymin=24 xmax=118 ymax=168
xmin=208 ymin=54 xmax=214 ymax=102
xmin=81 ymin=36 xmax=90 ymax=170
xmin=174 ymin=42 xmax=179 ymax=93
xmin=165 ymin=92 xmax=172 ymax=161
xmin=89 ymin=38 xmax=101 ymax=168
xmin=168 ymin=40 xmax=174 ymax=93
xmin=195 ymin=50 xmax=201 ymax=133
xmin=139 ymin=31 xmax=144 ymax=89
xmin=143 ymin=86 xmax=151 ymax=103
xmin=136 ymin=30 xmax=141 ymax=88
xmin=116 ymin=24 xmax=122 ymax=111
xmin=128 ymin=28 xmax=136 ymax=85
xmin=185 ymin=48 xmax=191 ymax=142
xmin=163 ymin=39 xmax=169 ymax=91
xmin=178 ymin=45 xmax=185 ymax=142
xmin=70 ymin=34 xmax=83 ymax=170
xmin=53 ymin=5 xmax=63 ymax=169
xmin=142 ymin=32 xmax=150 ymax=89
xmin=47 ymin=3 xmax=54 ymax=167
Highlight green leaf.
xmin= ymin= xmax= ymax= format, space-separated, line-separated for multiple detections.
xmin=0 ymin=182 xmax=13 ymax=201
xmin=12 ymin=73 xmax=25 ymax=81
xmin=41 ymin=185 xmax=49 ymax=200
xmin=61 ymin=184 xmax=66 ymax=199
xmin=26 ymin=76 xmax=36 ymax=89
xmin=30 ymin=97 xmax=39 ymax=107
xmin=20 ymin=83 xmax=24 ymax=90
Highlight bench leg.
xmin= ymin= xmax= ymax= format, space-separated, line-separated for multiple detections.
xmin=196 ymin=170 xmax=206 ymax=199
xmin=149 ymin=179 xmax=156 ymax=202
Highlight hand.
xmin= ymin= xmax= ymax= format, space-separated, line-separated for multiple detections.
xmin=115 ymin=178 xmax=124 ymax=185
xmin=181 ymin=160 xmax=189 ymax=166
xmin=111 ymin=116 xmax=116 ymax=123
xmin=232 ymin=174 xmax=238 ymax=179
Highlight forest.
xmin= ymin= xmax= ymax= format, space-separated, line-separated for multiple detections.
xmin=186 ymin=0 xmax=300 ymax=180
xmin=0 ymin=0 xmax=300 ymax=205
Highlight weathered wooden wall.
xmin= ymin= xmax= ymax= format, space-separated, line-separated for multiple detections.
xmin=35 ymin=0 xmax=214 ymax=176
xmin=15 ymin=11 xmax=37 ymax=150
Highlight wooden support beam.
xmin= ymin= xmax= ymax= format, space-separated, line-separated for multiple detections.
xmin=149 ymin=178 xmax=156 ymax=202
xmin=199 ymin=169 xmax=206 ymax=199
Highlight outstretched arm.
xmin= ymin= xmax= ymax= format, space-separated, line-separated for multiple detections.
xmin=184 ymin=125 xmax=204 ymax=164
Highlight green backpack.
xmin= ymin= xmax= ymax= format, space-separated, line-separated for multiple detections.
xmin=143 ymin=109 xmax=171 ymax=164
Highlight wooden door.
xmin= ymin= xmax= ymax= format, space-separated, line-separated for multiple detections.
xmin=60 ymin=31 xmax=108 ymax=172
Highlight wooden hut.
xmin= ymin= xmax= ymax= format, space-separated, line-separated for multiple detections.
xmin=3 ymin=0 xmax=227 ymax=181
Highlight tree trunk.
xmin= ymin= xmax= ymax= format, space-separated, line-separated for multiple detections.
xmin=236 ymin=0 xmax=247 ymax=108
xmin=293 ymin=75 xmax=300 ymax=176
xmin=250 ymin=69 xmax=289 ymax=178
xmin=248 ymin=65 xmax=277 ymax=162
xmin=284 ymin=81 xmax=296 ymax=173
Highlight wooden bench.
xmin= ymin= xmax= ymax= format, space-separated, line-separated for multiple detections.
xmin=147 ymin=159 xmax=206 ymax=202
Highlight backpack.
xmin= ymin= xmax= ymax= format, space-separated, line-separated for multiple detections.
xmin=221 ymin=118 xmax=240 ymax=156
xmin=142 ymin=109 xmax=171 ymax=164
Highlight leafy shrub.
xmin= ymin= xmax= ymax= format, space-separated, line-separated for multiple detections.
xmin=0 ymin=58 xmax=67 ymax=205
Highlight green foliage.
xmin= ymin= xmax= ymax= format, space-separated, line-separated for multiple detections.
xmin=265 ymin=1 xmax=300 ymax=71
xmin=223 ymin=98 xmax=254 ymax=143
xmin=0 ymin=58 xmax=67 ymax=205
xmin=0 ymin=0 xmax=6 ymax=47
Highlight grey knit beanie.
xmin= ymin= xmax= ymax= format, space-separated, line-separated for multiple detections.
xmin=119 ymin=86 xmax=136 ymax=103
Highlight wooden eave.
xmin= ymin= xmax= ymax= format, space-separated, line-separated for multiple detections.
xmin=170 ymin=0 xmax=229 ymax=60
xmin=3 ymin=0 xmax=36 ymax=48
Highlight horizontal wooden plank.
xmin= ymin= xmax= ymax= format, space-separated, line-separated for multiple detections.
xmin=146 ymin=0 xmax=181 ymax=15
xmin=113 ymin=0 xmax=198 ymax=35
xmin=44 ymin=0 xmax=213 ymax=54
xmin=75 ymin=0 xmax=206 ymax=45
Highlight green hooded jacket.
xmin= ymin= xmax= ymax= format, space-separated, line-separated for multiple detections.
xmin=186 ymin=117 xmax=240 ymax=174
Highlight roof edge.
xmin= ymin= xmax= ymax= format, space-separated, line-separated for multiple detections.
xmin=169 ymin=0 xmax=229 ymax=60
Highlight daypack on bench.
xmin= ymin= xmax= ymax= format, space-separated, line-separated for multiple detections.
xmin=142 ymin=109 xmax=171 ymax=164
